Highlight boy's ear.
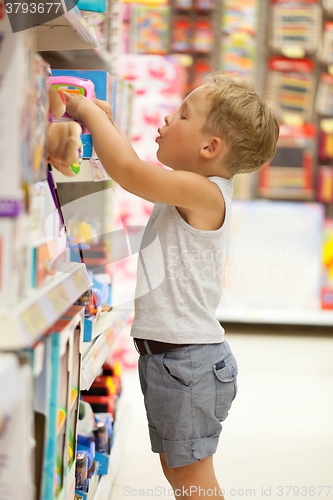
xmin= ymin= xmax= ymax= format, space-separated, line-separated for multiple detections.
xmin=200 ymin=137 xmax=223 ymax=159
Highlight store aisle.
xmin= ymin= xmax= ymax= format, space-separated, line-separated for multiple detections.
xmin=111 ymin=331 xmax=333 ymax=500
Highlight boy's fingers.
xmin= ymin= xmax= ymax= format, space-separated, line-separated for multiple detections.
xmin=61 ymin=91 xmax=71 ymax=101
xmin=93 ymin=98 xmax=113 ymax=118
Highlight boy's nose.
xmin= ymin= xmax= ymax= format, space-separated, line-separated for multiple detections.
xmin=164 ymin=114 xmax=171 ymax=125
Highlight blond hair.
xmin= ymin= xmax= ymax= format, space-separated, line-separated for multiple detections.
xmin=202 ymin=72 xmax=280 ymax=175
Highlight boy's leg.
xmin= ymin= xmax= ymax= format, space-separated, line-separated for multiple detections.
xmin=159 ymin=453 xmax=174 ymax=489
xmin=172 ymin=456 xmax=224 ymax=500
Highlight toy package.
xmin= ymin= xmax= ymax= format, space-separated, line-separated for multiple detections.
xmin=259 ymin=123 xmax=316 ymax=199
xmin=267 ymin=57 xmax=315 ymax=124
xmin=194 ymin=0 xmax=215 ymax=11
xmin=174 ymin=0 xmax=193 ymax=9
xmin=318 ymin=119 xmax=333 ymax=161
xmin=192 ymin=16 xmax=214 ymax=53
xmin=317 ymin=166 xmax=333 ymax=203
xmin=323 ymin=0 xmax=333 ymax=14
xmin=221 ymin=0 xmax=259 ymax=79
xmin=318 ymin=22 xmax=333 ymax=65
xmin=270 ymin=0 xmax=321 ymax=56
xmin=171 ymin=15 xmax=192 ymax=52
xmin=76 ymin=0 xmax=107 ymax=12
xmin=130 ymin=5 xmax=170 ymax=55
xmin=322 ymin=219 xmax=333 ymax=309
xmin=316 ymin=73 xmax=333 ymax=116
xmin=192 ymin=57 xmax=212 ymax=89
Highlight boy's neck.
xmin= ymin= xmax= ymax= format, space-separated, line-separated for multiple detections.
xmin=198 ymin=162 xmax=232 ymax=180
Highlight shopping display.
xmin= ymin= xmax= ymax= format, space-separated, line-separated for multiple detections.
xmin=1 ymin=1 xmax=333 ymax=498
xmin=0 ymin=2 xmax=132 ymax=499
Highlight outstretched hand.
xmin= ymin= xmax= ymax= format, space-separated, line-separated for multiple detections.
xmin=62 ymin=91 xmax=96 ymax=122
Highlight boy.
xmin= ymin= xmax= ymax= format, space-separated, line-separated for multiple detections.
xmin=64 ymin=72 xmax=280 ymax=499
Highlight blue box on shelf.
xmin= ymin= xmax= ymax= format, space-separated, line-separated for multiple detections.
xmin=76 ymin=0 xmax=106 ymax=12
xmin=77 ymin=442 xmax=110 ymax=476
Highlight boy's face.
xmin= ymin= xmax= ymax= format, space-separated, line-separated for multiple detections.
xmin=156 ymin=86 xmax=209 ymax=171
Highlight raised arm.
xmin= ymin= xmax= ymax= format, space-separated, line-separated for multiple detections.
xmin=64 ymin=94 xmax=224 ymax=217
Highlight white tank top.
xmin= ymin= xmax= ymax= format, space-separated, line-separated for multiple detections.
xmin=130 ymin=176 xmax=233 ymax=344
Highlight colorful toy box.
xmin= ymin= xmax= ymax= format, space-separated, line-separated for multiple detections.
xmin=51 ymin=70 xmax=118 ymax=159
xmin=76 ymin=0 xmax=107 ymax=12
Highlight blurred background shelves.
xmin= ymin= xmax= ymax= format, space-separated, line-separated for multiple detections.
xmin=0 ymin=262 xmax=91 ymax=350
xmin=216 ymin=305 xmax=333 ymax=327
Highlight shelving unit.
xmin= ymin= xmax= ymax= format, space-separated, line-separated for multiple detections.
xmin=0 ymin=0 xmax=132 ymax=498
xmin=32 ymin=3 xmax=98 ymax=51
xmin=0 ymin=262 xmax=91 ymax=349
xmin=51 ymin=160 xmax=111 ymax=183
xmin=81 ymin=309 xmax=128 ymax=390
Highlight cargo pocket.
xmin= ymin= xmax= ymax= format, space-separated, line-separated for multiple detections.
xmin=213 ymin=354 xmax=238 ymax=422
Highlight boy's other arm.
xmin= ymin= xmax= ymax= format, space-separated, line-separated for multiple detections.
xmin=66 ymin=97 xmax=223 ymax=215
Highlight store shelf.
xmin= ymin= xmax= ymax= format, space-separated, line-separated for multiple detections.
xmin=84 ymin=306 xmax=117 ymax=342
xmin=51 ymin=160 xmax=111 ymax=184
xmin=41 ymin=47 xmax=114 ymax=71
xmin=0 ymin=262 xmax=91 ymax=350
xmin=81 ymin=309 xmax=127 ymax=390
xmin=216 ymin=304 xmax=333 ymax=326
xmin=33 ymin=2 xmax=97 ymax=51
xmin=91 ymin=400 xmax=132 ymax=500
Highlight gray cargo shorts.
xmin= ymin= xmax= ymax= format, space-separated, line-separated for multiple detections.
xmin=138 ymin=340 xmax=238 ymax=468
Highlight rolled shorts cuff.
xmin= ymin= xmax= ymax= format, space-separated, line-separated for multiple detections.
xmin=151 ymin=428 xmax=220 ymax=468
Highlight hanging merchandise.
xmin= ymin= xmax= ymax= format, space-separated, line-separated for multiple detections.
xmin=194 ymin=0 xmax=215 ymax=12
xmin=174 ymin=0 xmax=193 ymax=10
xmin=316 ymin=73 xmax=333 ymax=116
xmin=171 ymin=14 xmax=192 ymax=53
xmin=317 ymin=166 xmax=333 ymax=203
xmin=131 ymin=5 xmax=170 ymax=55
xmin=192 ymin=57 xmax=212 ymax=88
xmin=267 ymin=57 xmax=316 ymax=124
xmin=318 ymin=22 xmax=333 ymax=66
xmin=322 ymin=219 xmax=333 ymax=309
xmin=221 ymin=0 xmax=258 ymax=79
xmin=323 ymin=0 xmax=333 ymax=14
xmin=192 ymin=16 xmax=214 ymax=53
xmin=270 ymin=0 xmax=321 ymax=57
xmin=318 ymin=119 xmax=333 ymax=161
xmin=259 ymin=123 xmax=316 ymax=199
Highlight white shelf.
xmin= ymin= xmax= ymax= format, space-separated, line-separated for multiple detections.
xmin=33 ymin=2 xmax=98 ymax=51
xmin=51 ymin=160 xmax=111 ymax=184
xmin=0 ymin=262 xmax=91 ymax=350
xmin=84 ymin=306 xmax=121 ymax=343
xmin=216 ymin=304 xmax=333 ymax=326
xmin=81 ymin=309 xmax=128 ymax=390
xmin=41 ymin=47 xmax=114 ymax=71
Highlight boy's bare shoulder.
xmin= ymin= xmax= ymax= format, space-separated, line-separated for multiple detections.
xmin=176 ymin=180 xmax=226 ymax=231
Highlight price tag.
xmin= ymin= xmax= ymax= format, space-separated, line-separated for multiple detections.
xmin=71 ymin=270 xmax=88 ymax=295
xmin=21 ymin=303 xmax=47 ymax=338
xmin=321 ymin=119 xmax=333 ymax=134
xmin=282 ymin=113 xmax=304 ymax=127
xmin=106 ymin=328 xmax=114 ymax=348
xmin=281 ymin=46 xmax=305 ymax=59
xmin=48 ymin=284 xmax=69 ymax=313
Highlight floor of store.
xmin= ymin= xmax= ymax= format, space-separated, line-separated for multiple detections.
xmin=111 ymin=326 xmax=333 ymax=500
